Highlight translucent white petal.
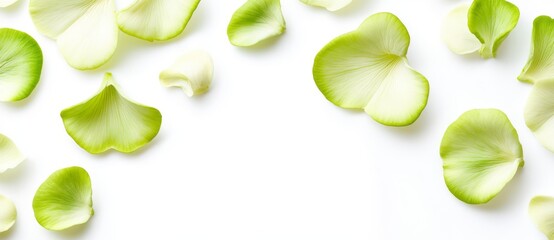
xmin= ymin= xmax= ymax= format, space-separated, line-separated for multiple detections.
xmin=299 ymin=0 xmax=351 ymax=11
xmin=0 ymin=0 xmax=18 ymax=7
xmin=0 ymin=134 xmax=24 ymax=174
xmin=442 ymin=4 xmax=481 ymax=55
xmin=0 ymin=195 xmax=16 ymax=233
xmin=529 ymin=196 xmax=554 ymax=240
xmin=160 ymin=50 xmax=213 ymax=97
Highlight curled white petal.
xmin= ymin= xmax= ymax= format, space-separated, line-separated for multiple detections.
xmin=159 ymin=50 xmax=213 ymax=97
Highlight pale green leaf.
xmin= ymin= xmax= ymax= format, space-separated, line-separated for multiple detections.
xmin=160 ymin=50 xmax=213 ymax=97
xmin=227 ymin=0 xmax=286 ymax=47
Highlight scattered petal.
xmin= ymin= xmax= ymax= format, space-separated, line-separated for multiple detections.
xmin=227 ymin=0 xmax=286 ymax=47
xmin=524 ymin=79 xmax=554 ymax=152
xmin=441 ymin=4 xmax=481 ymax=55
xmin=0 ymin=194 xmax=16 ymax=233
xmin=0 ymin=134 xmax=24 ymax=174
xmin=159 ymin=50 xmax=213 ymax=97
xmin=519 ymin=16 xmax=554 ymax=84
xmin=0 ymin=0 xmax=18 ymax=7
xmin=299 ymin=0 xmax=351 ymax=11
xmin=529 ymin=196 xmax=554 ymax=240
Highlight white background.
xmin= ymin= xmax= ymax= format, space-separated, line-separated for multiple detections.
xmin=0 ymin=0 xmax=553 ymax=239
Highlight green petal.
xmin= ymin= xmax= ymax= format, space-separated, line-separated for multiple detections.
xmin=440 ymin=109 xmax=523 ymax=204
xmin=0 ymin=194 xmax=16 ymax=233
xmin=29 ymin=0 xmax=117 ymax=70
xmin=313 ymin=12 xmax=429 ymax=126
xmin=159 ymin=50 xmax=213 ymax=97
xmin=299 ymin=0 xmax=351 ymax=11
xmin=524 ymin=79 xmax=554 ymax=152
xmin=467 ymin=0 xmax=519 ymax=58
xmin=0 ymin=0 xmax=17 ymax=7
xmin=117 ymin=0 xmax=200 ymax=41
xmin=61 ymin=73 xmax=162 ymax=154
xmin=0 ymin=28 xmax=43 ymax=102
xmin=529 ymin=196 xmax=554 ymax=240
xmin=519 ymin=16 xmax=554 ymax=84
xmin=442 ymin=4 xmax=481 ymax=55
xmin=227 ymin=0 xmax=286 ymax=47
xmin=0 ymin=134 xmax=24 ymax=173
xmin=33 ymin=166 xmax=93 ymax=231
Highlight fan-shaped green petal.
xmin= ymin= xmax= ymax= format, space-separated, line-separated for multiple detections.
xmin=0 ymin=28 xmax=43 ymax=102
xmin=33 ymin=166 xmax=93 ymax=231
xmin=299 ymin=0 xmax=351 ymax=11
xmin=61 ymin=73 xmax=162 ymax=154
xmin=519 ymin=16 xmax=554 ymax=84
xmin=529 ymin=196 xmax=554 ymax=240
xmin=0 ymin=194 xmax=16 ymax=233
xmin=159 ymin=50 xmax=213 ymax=97
xmin=440 ymin=109 xmax=523 ymax=204
xmin=29 ymin=0 xmax=117 ymax=70
xmin=117 ymin=0 xmax=200 ymax=41
xmin=227 ymin=0 xmax=286 ymax=47
xmin=313 ymin=12 xmax=429 ymax=126
xmin=0 ymin=134 xmax=24 ymax=173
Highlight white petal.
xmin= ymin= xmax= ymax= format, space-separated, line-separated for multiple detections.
xmin=0 ymin=134 xmax=24 ymax=173
xmin=529 ymin=196 xmax=554 ymax=240
xmin=300 ymin=0 xmax=351 ymax=11
xmin=0 ymin=0 xmax=18 ymax=7
xmin=442 ymin=4 xmax=481 ymax=55
xmin=160 ymin=50 xmax=213 ymax=97
xmin=0 ymin=195 xmax=16 ymax=233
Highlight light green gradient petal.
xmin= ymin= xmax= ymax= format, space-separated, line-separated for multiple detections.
xmin=0 ymin=134 xmax=24 ymax=173
xmin=519 ymin=16 xmax=554 ymax=84
xmin=299 ymin=0 xmax=351 ymax=11
xmin=313 ymin=12 xmax=429 ymax=126
xmin=61 ymin=73 xmax=162 ymax=154
xmin=0 ymin=0 xmax=17 ymax=7
xmin=227 ymin=0 xmax=286 ymax=47
xmin=29 ymin=0 xmax=117 ymax=70
xmin=442 ymin=4 xmax=481 ymax=55
xmin=440 ymin=109 xmax=523 ymax=204
xmin=0 ymin=28 xmax=43 ymax=102
xmin=524 ymin=79 xmax=554 ymax=152
xmin=0 ymin=195 xmax=16 ymax=233
xmin=529 ymin=196 xmax=554 ymax=240
xmin=117 ymin=0 xmax=200 ymax=41
xmin=33 ymin=166 xmax=93 ymax=231
xmin=160 ymin=50 xmax=213 ymax=97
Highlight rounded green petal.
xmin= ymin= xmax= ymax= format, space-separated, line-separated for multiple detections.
xmin=61 ymin=73 xmax=162 ymax=154
xmin=0 ymin=28 xmax=43 ymax=102
xmin=159 ymin=50 xmax=213 ymax=97
xmin=0 ymin=195 xmax=16 ymax=233
xmin=441 ymin=4 xmax=481 ymax=55
xmin=313 ymin=12 xmax=429 ymax=126
xmin=524 ymin=79 xmax=554 ymax=152
xmin=117 ymin=0 xmax=200 ymax=42
xmin=0 ymin=134 xmax=24 ymax=173
xmin=519 ymin=16 xmax=554 ymax=84
xmin=299 ymin=0 xmax=351 ymax=11
xmin=529 ymin=196 xmax=554 ymax=240
xmin=0 ymin=0 xmax=18 ymax=7
xmin=29 ymin=0 xmax=117 ymax=70
xmin=440 ymin=109 xmax=523 ymax=204
xmin=227 ymin=0 xmax=286 ymax=47
xmin=33 ymin=166 xmax=93 ymax=231
xmin=468 ymin=0 xmax=519 ymax=58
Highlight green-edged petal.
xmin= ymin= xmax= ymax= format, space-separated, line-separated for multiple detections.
xmin=0 ymin=0 xmax=17 ymax=7
xmin=529 ymin=196 xmax=554 ymax=240
xmin=442 ymin=4 xmax=481 ymax=55
xmin=313 ymin=12 xmax=429 ymax=126
xmin=33 ymin=166 xmax=93 ymax=231
xmin=227 ymin=0 xmax=286 ymax=47
xmin=0 ymin=195 xmax=16 ymax=233
xmin=524 ymin=79 xmax=554 ymax=152
xmin=440 ymin=109 xmax=523 ymax=204
xmin=519 ymin=16 xmax=554 ymax=84
xmin=61 ymin=73 xmax=162 ymax=154
xmin=0 ymin=134 xmax=24 ymax=173
xmin=159 ymin=50 xmax=213 ymax=97
xmin=29 ymin=0 xmax=117 ymax=70
xmin=0 ymin=28 xmax=43 ymax=102
xmin=468 ymin=0 xmax=519 ymax=58
xmin=299 ymin=0 xmax=351 ymax=11
xmin=117 ymin=0 xmax=200 ymax=41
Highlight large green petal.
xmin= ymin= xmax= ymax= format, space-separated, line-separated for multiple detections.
xmin=299 ymin=0 xmax=351 ymax=11
xmin=0 ymin=194 xmax=16 ymax=233
xmin=61 ymin=73 xmax=162 ymax=154
xmin=33 ymin=166 xmax=93 ymax=231
xmin=524 ymin=79 xmax=554 ymax=152
xmin=159 ymin=50 xmax=213 ymax=97
xmin=440 ymin=109 xmax=523 ymax=204
xmin=0 ymin=134 xmax=24 ymax=173
xmin=467 ymin=0 xmax=519 ymax=58
xmin=227 ymin=0 xmax=286 ymax=47
xmin=313 ymin=12 xmax=429 ymax=126
xmin=117 ymin=0 xmax=200 ymax=41
xmin=529 ymin=196 xmax=554 ymax=240
xmin=519 ymin=16 xmax=554 ymax=84
xmin=0 ymin=0 xmax=17 ymax=7
xmin=442 ymin=4 xmax=481 ymax=55
xmin=29 ymin=0 xmax=117 ymax=70
xmin=0 ymin=28 xmax=43 ymax=102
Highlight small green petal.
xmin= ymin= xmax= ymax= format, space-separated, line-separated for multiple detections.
xmin=61 ymin=73 xmax=162 ymax=154
xmin=313 ymin=12 xmax=429 ymax=126
xmin=160 ymin=50 xmax=213 ymax=97
xmin=0 ymin=134 xmax=24 ymax=173
xmin=440 ymin=109 xmax=523 ymax=204
xmin=33 ymin=166 xmax=93 ymax=231
xmin=0 ymin=28 xmax=43 ymax=102
xmin=299 ymin=0 xmax=351 ymax=11
xmin=524 ymin=79 xmax=554 ymax=152
xmin=0 ymin=194 xmax=16 ymax=233
xmin=0 ymin=0 xmax=18 ymax=7
xmin=117 ymin=0 xmax=200 ymax=41
xmin=227 ymin=0 xmax=286 ymax=47
xmin=529 ymin=196 xmax=554 ymax=240
xmin=467 ymin=0 xmax=519 ymax=58
xmin=519 ymin=16 xmax=554 ymax=84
